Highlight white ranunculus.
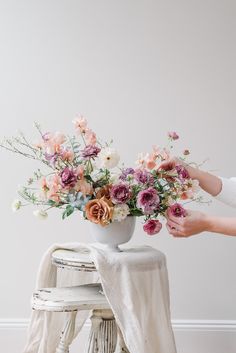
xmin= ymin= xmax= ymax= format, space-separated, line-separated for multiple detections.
xmin=33 ymin=209 xmax=48 ymax=220
xmin=110 ymin=172 xmax=121 ymax=184
xmin=112 ymin=204 xmax=130 ymax=222
xmin=12 ymin=199 xmax=22 ymax=212
xmin=99 ymin=148 xmax=120 ymax=169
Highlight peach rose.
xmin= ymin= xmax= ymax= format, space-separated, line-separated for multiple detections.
xmin=96 ymin=185 xmax=112 ymax=199
xmin=85 ymin=197 xmax=113 ymax=226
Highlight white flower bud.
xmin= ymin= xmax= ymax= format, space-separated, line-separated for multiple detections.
xmin=12 ymin=199 xmax=22 ymax=212
xmin=33 ymin=209 xmax=48 ymax=220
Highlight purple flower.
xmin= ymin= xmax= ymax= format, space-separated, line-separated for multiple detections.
xmin=137 ymin=187 xmax=160 ymax=214
xmin=134 ymin=169 xmax=154 ymax=184
xmin=110 ymin=183 xmax=131 ymax=204
xmin=176 ymin=165 xmax=190 ymax=182
xmin=60 ymin=167 xmax=77 ymax=188
xmin=168 ymin=203 xmax=187 ymax=217
xmin=42 ymin=132 xmax=51 ymax=142
xmin=143 ymin=219 xmax=162 ymax=235
xmin=44 ymin=152 xmax=58 ymax=166
xmin=81 ymin=145 xmax=101 ymax=160
xmin=119 ymin=168 xmax=135 ymax=181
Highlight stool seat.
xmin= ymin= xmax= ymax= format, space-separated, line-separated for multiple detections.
xmin=32 ymin=284 xmax=109 ymax=312
xmin=52 ymin=249 xmax=96 ymax=272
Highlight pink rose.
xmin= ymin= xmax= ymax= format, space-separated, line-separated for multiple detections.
xmin=137 ymin=187 xmax=160 ymax=214
xmin=168 ymin=203 xmax=187 ymax=217
xmin=143 ymin=219 xmax=162 ymax=235
xmin=110 ymin=183 xmax=131 ymax=204
xmin=175 ymin=165 xmax=190 ymax=182
xmin=60 ymin=168 xmax=77 ymax=188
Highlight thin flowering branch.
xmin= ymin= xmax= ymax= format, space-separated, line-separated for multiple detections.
xmin=1 ymin=118 xmax=206 ymax=231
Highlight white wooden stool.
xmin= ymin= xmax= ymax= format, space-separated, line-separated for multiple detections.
xmin=32 ymin=283 xmax=119 ymax=353
xmin=31 ymin=249 xmax=129 ymax=353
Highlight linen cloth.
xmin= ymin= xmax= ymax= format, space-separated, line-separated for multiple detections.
xmin=215 ymin=177 xmax=236 ymax=208
xmin=23 ymin=243 xmax=177 ymax=353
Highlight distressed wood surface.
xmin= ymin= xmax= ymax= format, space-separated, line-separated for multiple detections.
xmin=52 ymin=249 xmax=96 ymax=272
xmin=87 ymin=309 xmax=117 ymax=353
xmin=32 ymin=284 xmax=109 ymax=312
xmin=48 ymin=249 xmax=130 ymax=352
xmin=56 ymin=311 xmax=77 ymax=353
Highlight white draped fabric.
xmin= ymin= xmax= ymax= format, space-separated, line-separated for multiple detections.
xmin=23 ymin=243 xmax=177 ymax=353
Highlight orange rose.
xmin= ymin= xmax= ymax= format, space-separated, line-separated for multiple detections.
xmin=85 ymin=197 xmax=113 ymax=226
xmin=95 ymin=185 xmax=112 ymax=200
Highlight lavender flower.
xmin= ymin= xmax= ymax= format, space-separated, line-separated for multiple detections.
xmin=45 ymin=152 xmax=58 ymax=166
xmin=119 ymin=168 xmax=135 ymax=181
xmin=134 ymin=169 xmax=154 ymax=184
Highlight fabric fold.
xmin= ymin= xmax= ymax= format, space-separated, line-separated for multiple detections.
xmin=23 ymin=243 xmax=177 ymax=353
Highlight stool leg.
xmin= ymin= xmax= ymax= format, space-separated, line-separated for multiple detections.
xmin=117 ymin=326 xmax=129 ymax=353
xmin=86 ymin=309 xmax=117 ymax=353
xmin=56 ymin=311 xmax=77 ymax=353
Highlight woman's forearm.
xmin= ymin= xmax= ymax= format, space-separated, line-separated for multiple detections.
xmin=205 ymin=215 xmax=236 ymax=236
xmin=186 ymin=166 xmax=222 ymax=197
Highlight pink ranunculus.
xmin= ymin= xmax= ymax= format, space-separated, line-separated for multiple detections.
xmin=143 ymin=219 xmax=162 ymax=235
xmin=110 ymin=183 xmax=131 ymax=204
xmin=168 ymin=131 xmax=179 ymax=140
xmin=85 ymin=128 xmax=97 ymax=145
xmin=52 ymin=132 xmax=66 ymax=145
xmin=76 ymin=165 xmax=84 ymax=179
xmin=72 ymin=115 xmax=88 ymax=134
xmin=60 ymin=149 xmax=74 ymax=162
xmin=76 ymin=179 xmax=93 ymax=195
xmin=137 ymin=187 xmax=160 ymax=214
xmin=146 ymin=156 xmax=157 ymax=170
xmin=168 ymin=203 xmax=187 ymax=217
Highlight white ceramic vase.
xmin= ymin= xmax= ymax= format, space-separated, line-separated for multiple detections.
xmin=88 ymin=216 xmax=136 ymax=252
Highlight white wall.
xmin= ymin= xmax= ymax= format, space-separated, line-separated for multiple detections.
xmin=0 ymin=1 xmax=236 ymax=352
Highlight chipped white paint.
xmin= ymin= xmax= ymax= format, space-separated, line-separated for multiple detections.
xmin=32 ymin=250 xmax=129 ymax=352
xmin=32 ymin=284 xmax=110 ymax=312
xmin=52 ymin=249 xmax=97 ymax=272
xmin=56 ymin=311 xmax=77 ymax=353
xmin=87 ymin=309 xmax=117 ymax=353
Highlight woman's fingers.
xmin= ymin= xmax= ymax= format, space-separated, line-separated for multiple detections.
xmin=166 ymin=224 xmax=185 ymax=237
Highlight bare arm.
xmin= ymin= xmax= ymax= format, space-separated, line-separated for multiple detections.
xmin=205 ymin=215 xmax=236 ymax=236
xmin=159 ymin=157 xmax=222 ymax=196
xmin=166 ymin=210 xmax=236 ymax=237
xmin=186 ymin=165 xmax=222 ymax=197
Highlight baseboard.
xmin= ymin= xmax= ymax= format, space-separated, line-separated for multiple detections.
xmin=1 ymin=318 xmax=236 ymax=332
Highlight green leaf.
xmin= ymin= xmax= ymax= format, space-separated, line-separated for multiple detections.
xmin=129 ymin=209 xmax=143 ymax=217
xmin=62 ymin=205 xmax=75 ymax=220
xmin=84 ymin=174 xmax=93 ymax=183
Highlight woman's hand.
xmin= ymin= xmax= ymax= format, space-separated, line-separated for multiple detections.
xmin=166 ymin=209 xmax=210 ymax=237
xmin=158 ymin=157 xmax=182 ymax=171
xmin=159 ymin=157 xmax=222 ymax=196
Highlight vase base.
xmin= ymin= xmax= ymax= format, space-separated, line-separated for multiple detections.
xmin=96 ymin=243 xmax=122 ymax=252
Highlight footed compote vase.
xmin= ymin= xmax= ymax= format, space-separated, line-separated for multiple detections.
xmin=88 ymin=216 xmax=136 ymax=252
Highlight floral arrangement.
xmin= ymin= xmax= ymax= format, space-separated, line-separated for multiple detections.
xmin=0 ymin=117 xmax=201 ymax=235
